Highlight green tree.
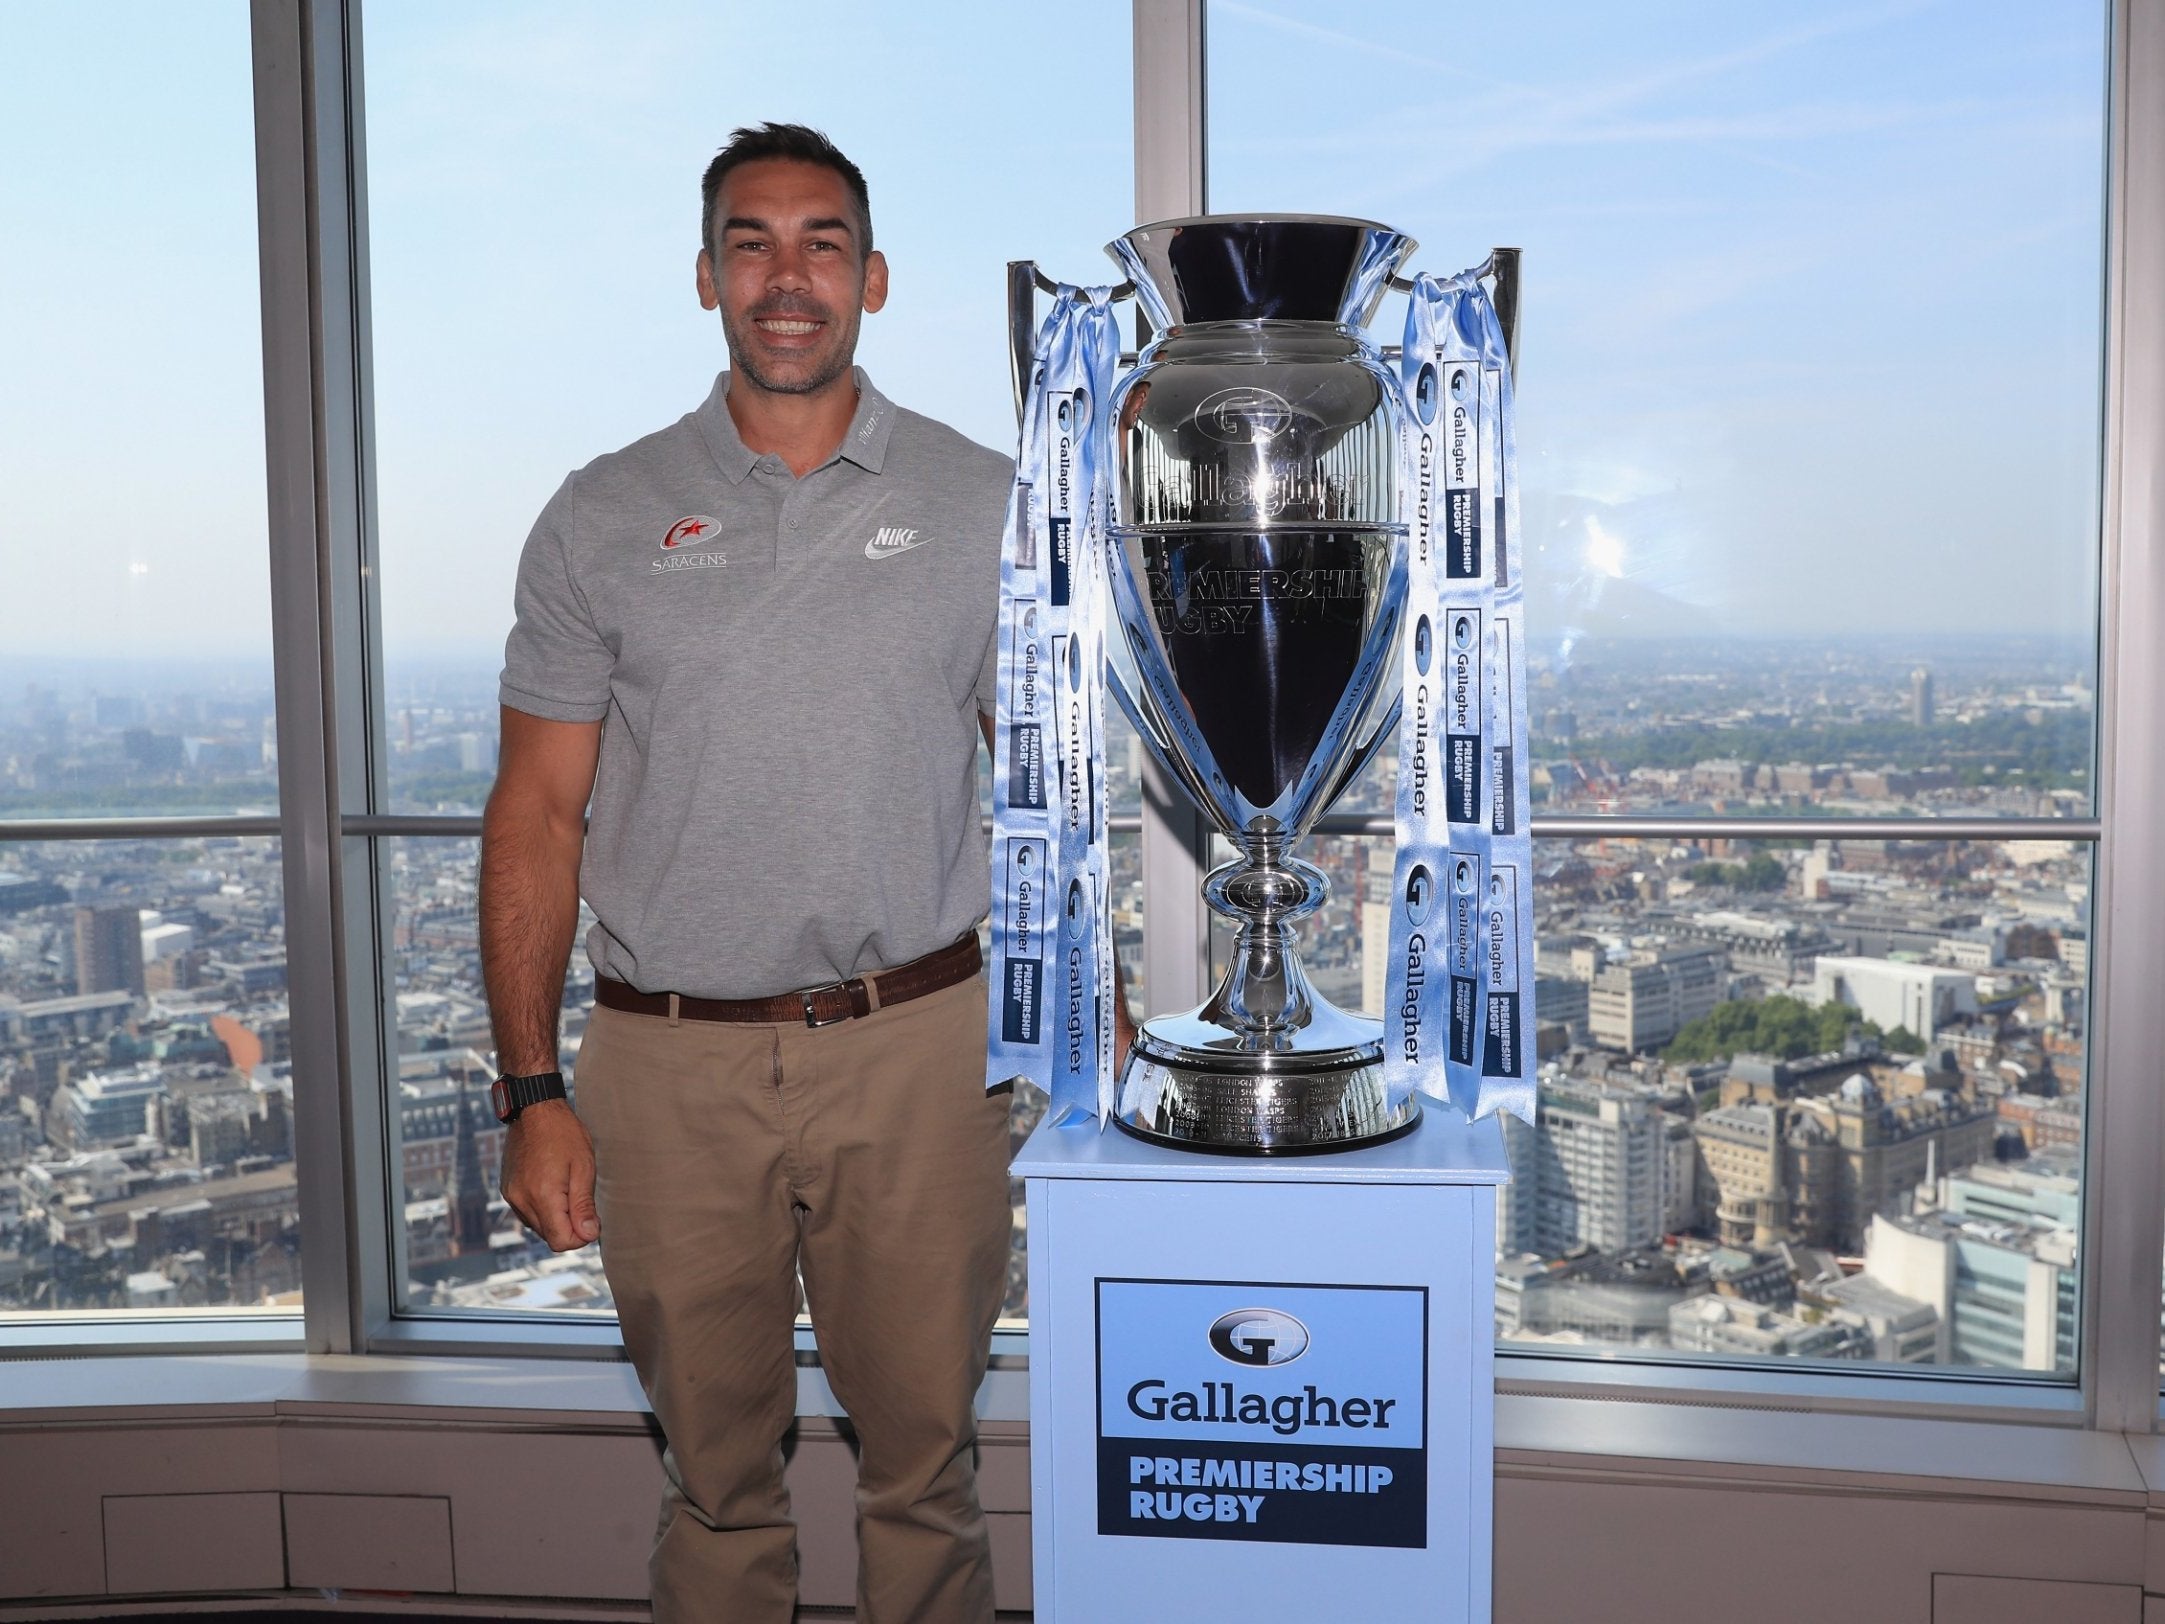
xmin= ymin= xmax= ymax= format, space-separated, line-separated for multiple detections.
xmin=1665 ymin=995 xmax=1883 ymax=1063
xmin=1738 ymin=853 xmax=1786 ymax=891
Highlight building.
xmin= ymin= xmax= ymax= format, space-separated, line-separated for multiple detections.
xmin=1909 ymin=665 xmax=1934 ymax=727
xmin=1859 ymin=1159 xmax=2080 ymax=1371
xmin=1534 ymin=974 xmax=1590 ymax=1038
xmin=0 ymin=872 xmax=67 ymax=915
xmin=1863 ymin=1207 xmax=2076 ymax=1373
xmin=1943 ymin=1153 xmax=2082 ymax=1232
xmin=141 ymin=920 xmax=195 ymax=965
xmin=1668 ymin=911 xmax=1836 ymax=981
xmin=1808 ymin=955 xmax=1978 ymax=1038
xmin=1693 ymin=1102 xmax=1786 ymax=1248
xmin=1811 ymin=1271 xmax=1941 ymax=1364
xmin=1693 ymin=1074 xmax=1997 ymax=1253
xmin=399 ymin=1061 xmax=508 ymax=1202
xmin=1586 ymin=945 xmax=1723 ymax=1052
xmin=1667 ymin=1294 xmax=1869 ymax=1361
xmin=53 ymin=1067 xmax=166 ymax=1148
xmin=1497 ymin=1248 xmax=1694 ymax=1348
xmin=1996 ymin=1092 xmax=2083 ymax=1153
xmin=73 ymin=904 xmax=145 ymax=998
xmin=1500 ymin=1075 xmax=1676 ymax=1258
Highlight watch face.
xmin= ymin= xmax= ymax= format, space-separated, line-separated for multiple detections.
xmin=491 ymin=1078 xmax=514 ymax=1122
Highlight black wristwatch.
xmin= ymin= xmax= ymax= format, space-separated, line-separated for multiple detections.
xmin=492 ymin=1070 xmax=568 ymax=1123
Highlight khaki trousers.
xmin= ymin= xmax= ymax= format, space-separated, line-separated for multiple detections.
xmin=575 ymin=974 xmax=1011 ymax=1624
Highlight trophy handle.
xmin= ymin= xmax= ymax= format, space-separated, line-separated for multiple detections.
xmin=1385 ymin=245 xmax=1521 ymax=381
xmin=1006 ymin=260 xmax=1137 ymax=426
xmin=1488 ymin=247 xmax=1522 ymax=376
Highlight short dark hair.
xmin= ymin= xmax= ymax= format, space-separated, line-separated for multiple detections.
xmin=701 ymin=123 xmax=873 ymax=261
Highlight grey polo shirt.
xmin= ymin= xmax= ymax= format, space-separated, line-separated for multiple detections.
xmin=499 ymin=369 xmax=1014 ymax=999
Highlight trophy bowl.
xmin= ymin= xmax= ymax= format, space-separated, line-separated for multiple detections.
xmin=1103 ymin=215 xmax=1420 ymax=1153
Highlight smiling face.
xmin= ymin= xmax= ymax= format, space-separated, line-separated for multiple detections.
xmin=696 ymin=156 xmax=888 ymax=400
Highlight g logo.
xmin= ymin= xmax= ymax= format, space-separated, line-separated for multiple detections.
xmin=1413 ymin=362 xmax=1438 ymax=426
xmin=1449 ymin=365 xmax=1470 ymax=401
xmin=1208 ymin=1308 xmax=1310 ymax=1368
xmin=1454 ymin=856 xmax=1478 ymax=895
xmin=1414 ymin=614 xmax=1433 ymax=676
xmin=1194 ymin=386 xmax=1294 ymax=445
xmin=1064 ymin=878 xmax=1086 ymax=939
xmin=1454 ymin=613 xmax=1475 ymax=651
xmin=1405 ymin=863 xmax=1435 ymax=925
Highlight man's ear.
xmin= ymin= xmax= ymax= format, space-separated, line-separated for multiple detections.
xmin=861 ymin=249 xmax=890 ymax=315
xmin=696 ymin=249 xmax=719 ymax=312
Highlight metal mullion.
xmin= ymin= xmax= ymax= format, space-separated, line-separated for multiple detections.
xmin=1315 ymin=814 xmax=2103 ymax=843
xmin=0 ymin=816 xmax=285 ymax=842
xmin=317 ymin=0 xmax=405 ymax=1350
xmin=251 ymin=0 xmax=364 ymax=1356
xmin=343 ymin=814 xmax=484 ymax=837
xmin=2084 ymin=0 xmax=2165 ymax=1436
xmin=1131 ymin=0 xmax=1212 ymax=1015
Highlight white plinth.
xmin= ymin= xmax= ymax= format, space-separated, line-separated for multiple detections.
xmin=1014 ymin=1107 xmax=1510 ymax=1623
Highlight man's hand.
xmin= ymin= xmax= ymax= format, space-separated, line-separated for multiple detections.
xmin=500 ymin=1100 xmax=600 ymax=1251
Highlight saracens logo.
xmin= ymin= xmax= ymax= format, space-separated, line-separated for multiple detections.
xmin=661 ymin=515 xmax=723 ymax=550
xmin=1207 ymin=1307 xmax=1311 ymax=1368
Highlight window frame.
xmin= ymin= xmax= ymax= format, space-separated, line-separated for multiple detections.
xmin=4 ymin=0 xmax=2160 ymax=1446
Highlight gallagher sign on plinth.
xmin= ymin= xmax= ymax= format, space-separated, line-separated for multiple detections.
xmin=1095 ymin=1278 xmax=1429 ymax=1548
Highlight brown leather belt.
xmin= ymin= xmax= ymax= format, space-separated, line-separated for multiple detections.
xmin=594 ymin=934 xmax=981 ymax=1029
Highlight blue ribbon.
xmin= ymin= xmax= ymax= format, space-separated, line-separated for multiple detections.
xmin=987 ymin=287 xmax=1120 ymax=1123
xmin=1385 ymin=270 xmax=1537 ymax=1125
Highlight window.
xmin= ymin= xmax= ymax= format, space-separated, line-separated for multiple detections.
xmin=357 ymin=0 xmax=1133 ymax=1321
xmin=9 ymin=0 xmax=2163 ymax=1448
xmin=0 ymin=6 xmax=297 ymax=1325
xmin=1210 ymin=0 xmax=2109 ymax=1376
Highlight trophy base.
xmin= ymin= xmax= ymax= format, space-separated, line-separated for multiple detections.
xmin=1113 ymin=1012 xmax=1421 ymax=1156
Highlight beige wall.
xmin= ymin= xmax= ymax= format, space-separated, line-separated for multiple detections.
xmin=3 ymin=1403 xmax=2165 ymax=1621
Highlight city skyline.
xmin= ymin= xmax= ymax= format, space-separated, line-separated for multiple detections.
xmin=0 ymin=628 xmax=2103 ymax=1360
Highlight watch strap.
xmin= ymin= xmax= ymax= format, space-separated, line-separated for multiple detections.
xmin=492 ymin=1070 xmax=567 ymax=1123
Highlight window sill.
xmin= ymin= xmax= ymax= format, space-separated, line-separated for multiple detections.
xmin=0 ymin=1310 xmax=304 ymax=1360
xmin=1497 ymin=1391 xmax=2148 ymax=1504
xmin=0 ymin=1321 xmax=1037 ymax=1426
xmin=0 ymin=1346 xmax=2147 ymax=1507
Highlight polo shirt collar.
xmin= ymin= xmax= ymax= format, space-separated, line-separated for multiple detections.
xmin=697 ymin=367 xmax=895 ymax=482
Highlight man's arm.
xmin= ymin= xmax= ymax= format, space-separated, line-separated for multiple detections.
xmin=482 ymin=706 xmax=602 ymax=1251
xmin=978 ymin=711 xmax=1139 ymax=1066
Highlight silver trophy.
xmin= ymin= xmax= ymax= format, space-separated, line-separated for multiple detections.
xmin=1008 ymin=215 xmax=1517 ymax=1153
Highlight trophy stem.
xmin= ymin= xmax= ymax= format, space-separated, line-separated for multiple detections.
xmin=1116 ymin=829 xmax=1420 ymax=1152
xmin=1198 ymin=834 xmax=1326 ymax=1041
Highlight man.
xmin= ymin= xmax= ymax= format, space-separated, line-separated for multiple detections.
xmin=481 ymin=123 xmax=1100 ymax=1623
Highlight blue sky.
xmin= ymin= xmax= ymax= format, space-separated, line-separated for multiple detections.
xmin=1211 ymin=0 xmax=2109 ymax=651
xmin=0 ymin=1 xmax=2107 ymax=665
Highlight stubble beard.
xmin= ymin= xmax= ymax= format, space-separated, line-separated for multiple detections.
xmin=722 ymin=303 xmax=861 ymax=398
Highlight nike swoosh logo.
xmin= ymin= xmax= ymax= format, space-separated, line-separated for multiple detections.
xmin=866 ymin=527 xmax=930 ymax=559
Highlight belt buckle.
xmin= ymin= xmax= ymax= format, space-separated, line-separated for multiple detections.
xmin=801 ymin=980 xmax=851 ymax=1028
